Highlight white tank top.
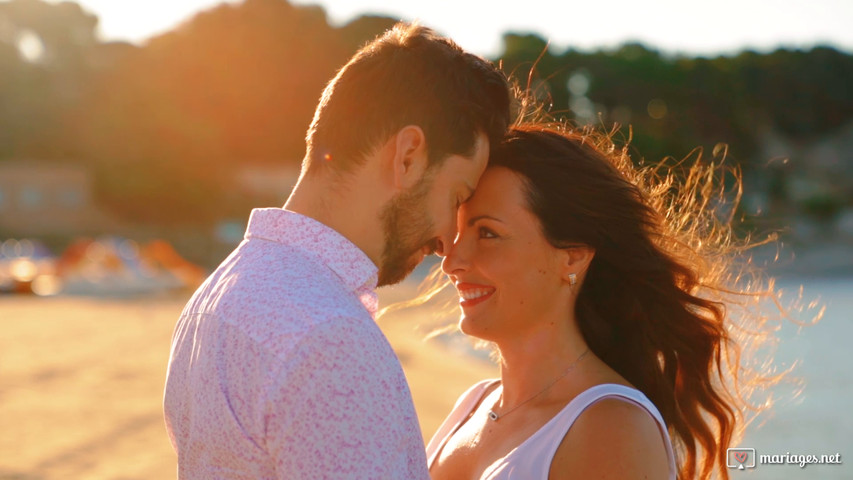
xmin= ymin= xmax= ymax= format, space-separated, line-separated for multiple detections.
xmin=426 ymin=380 xmax=677 ymax=480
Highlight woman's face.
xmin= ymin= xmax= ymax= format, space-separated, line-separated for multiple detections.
xmin=441 ymin=166 xmax=570 ymax=342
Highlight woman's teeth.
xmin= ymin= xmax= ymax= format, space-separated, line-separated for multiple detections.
xmin=460 ymin=288 xmax=491 ymax=300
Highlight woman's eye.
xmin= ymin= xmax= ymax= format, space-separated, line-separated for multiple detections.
xmin=478 ymin=227 xmax=497 ymax=239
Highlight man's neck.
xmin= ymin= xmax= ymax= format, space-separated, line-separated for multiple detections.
xmin=284 ymin=167 xmax=385 ymax=267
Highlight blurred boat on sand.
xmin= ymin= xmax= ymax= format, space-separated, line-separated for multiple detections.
xmin=1 ymin=237 xmax=205 ymax=297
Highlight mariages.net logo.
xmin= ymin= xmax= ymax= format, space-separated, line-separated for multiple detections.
xmin=727 ymin=447 xmax=843 ymax=470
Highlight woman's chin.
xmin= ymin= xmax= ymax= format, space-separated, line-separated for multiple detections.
xmin=458 ymin=316 xmax=493 ymax=342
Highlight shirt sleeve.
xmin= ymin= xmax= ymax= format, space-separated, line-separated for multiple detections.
xmin=264 ymin=315 xmax=429 ymax=480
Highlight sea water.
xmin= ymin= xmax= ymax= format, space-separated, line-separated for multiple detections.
xmin=734 ymin=276 xmax=852 ymax=479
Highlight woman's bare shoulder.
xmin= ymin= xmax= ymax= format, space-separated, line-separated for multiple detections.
xmin=549 ymin=397 xmax=670 ymax=480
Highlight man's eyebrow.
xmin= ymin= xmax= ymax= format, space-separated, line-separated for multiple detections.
xmin=467 ymin=214 xmax=503 ymax=227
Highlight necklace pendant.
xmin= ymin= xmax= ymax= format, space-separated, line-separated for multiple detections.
xmin=488 ymin=410 xmax=499 ymax=421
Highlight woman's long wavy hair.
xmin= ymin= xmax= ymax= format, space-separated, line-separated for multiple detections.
xmin=483 ymin=123 xmax=805 ymax=479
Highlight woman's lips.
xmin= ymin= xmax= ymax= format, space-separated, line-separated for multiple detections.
xmin=455 ymin=282 xmax=495 ymax=308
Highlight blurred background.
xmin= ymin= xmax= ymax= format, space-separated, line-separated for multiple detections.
xmin=0 ymin=0 xmax=850 ymax=478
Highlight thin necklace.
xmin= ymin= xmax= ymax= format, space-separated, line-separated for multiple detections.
xmin=488 ymin=348 xmax=590 ymax=422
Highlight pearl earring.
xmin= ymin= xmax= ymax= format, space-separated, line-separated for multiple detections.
xmin=568 ymin=273 xmax=577 ymax=286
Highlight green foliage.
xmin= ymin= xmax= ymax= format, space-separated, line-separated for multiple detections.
xmin=801 ymin=192 xmax=845 ymax=221
xmin=0 ymin=0 xmax=851 ymax=228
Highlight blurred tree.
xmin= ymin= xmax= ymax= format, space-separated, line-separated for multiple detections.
xmin=731 ymin=46 xmax=853 ymax=138
xmin=1 ymin=0 xmax=851 ymax=229
xmin=498 ymin=39 xmax=853 ymax=173
xmin=71 ymin=0 xmax=374 ymax=225
xmin=500 ymin=33 xmax=566 ymax=115
xmin=0 ymin=0 xmax=98 ymax=157
xmin=0 ymin=0 xmax=97 ymax=68
xmin=338 ymin=15 xmax=398 ymax=51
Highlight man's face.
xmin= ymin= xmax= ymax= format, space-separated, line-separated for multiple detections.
xmin=377 ymin=132 xmax=489 ymax=286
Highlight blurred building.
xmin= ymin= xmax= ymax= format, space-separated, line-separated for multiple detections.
xmin=0 ymin=161 xmax=115 ymax=236
xmin=209 ymin=165 xmax=300 ymax=245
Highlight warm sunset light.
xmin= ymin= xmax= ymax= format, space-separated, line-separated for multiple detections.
xmin=2 ymin=1 xmax=851 ymax=479
xmin=48 ymin=0 xmax=853 ymax=57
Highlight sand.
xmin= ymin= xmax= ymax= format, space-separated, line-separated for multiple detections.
xmin=0 ymin=289 xmax=496 ymax=479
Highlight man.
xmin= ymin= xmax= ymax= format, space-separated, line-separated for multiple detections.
xmin=164 ymin=23 xmax=510 ymax=479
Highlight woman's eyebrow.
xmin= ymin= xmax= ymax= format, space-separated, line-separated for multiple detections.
xmin=467 ymin=214 xmax=504 ymax=227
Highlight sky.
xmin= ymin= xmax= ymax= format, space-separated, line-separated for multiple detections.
xmin=47 ymin=0 xmax=853 ymax=58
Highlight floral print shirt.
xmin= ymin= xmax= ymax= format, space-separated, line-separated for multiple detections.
xmin=164 ymin=208 xmax=428 ymax=479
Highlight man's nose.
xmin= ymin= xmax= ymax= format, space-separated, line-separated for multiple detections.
xmin=433 ymin=231 xmax=453 ymax=258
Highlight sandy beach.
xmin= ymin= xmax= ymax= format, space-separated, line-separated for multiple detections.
xmin=0 ymin=287 xmax=496 ymax=479
xmin=3 ymin=273 xmax=849 ymax=480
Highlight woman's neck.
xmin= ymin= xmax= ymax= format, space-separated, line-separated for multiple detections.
xmin=495 ymin=320 xmax=589 ymax=408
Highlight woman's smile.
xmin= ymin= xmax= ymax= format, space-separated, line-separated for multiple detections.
xmin=455 ymin=282 xmax=496 ymax=307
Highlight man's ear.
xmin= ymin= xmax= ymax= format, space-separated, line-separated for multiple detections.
xmin=391 ymin=125 xmax=429 ymax=190
xmin=559 ymin=245 xmax=595 ymax=285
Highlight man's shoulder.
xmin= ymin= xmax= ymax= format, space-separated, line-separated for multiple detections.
xmin=274 ymin=311 xmax=391 ymax=365
xmin=194 ymin=239 xmax=365 ymax=316
xmin=232 ymin=235 xmax=347 ymax=286
xmin=182 ymin=239 xmax=380 ymax=353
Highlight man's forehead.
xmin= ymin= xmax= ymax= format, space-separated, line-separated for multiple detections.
xmin=464 ymin=180 xmax=475 ymax=197
xmin=472 ymin=132 xmax=490 ymax=162
xmin=468 ymin=133 xmax=490 ymax=182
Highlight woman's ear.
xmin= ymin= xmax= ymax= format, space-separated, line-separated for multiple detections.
xmin=391 ymin=125 xmax=429 ymax=190
xmin=561 ymin=245 xmax=595 ymax=286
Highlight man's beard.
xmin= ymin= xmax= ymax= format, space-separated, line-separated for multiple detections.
xmin=377 ymin=178 xmax=436 ymax=287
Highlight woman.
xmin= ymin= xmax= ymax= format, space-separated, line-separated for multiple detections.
xmin=426 ymin=124 xmax=774 ymax=479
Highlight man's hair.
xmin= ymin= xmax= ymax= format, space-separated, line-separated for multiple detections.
xmin=305 ymin=23 xmax=511 ymax=172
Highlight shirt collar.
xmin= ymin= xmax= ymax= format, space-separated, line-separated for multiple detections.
xmin=244 ymin=208 xmax=379 ymax=311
